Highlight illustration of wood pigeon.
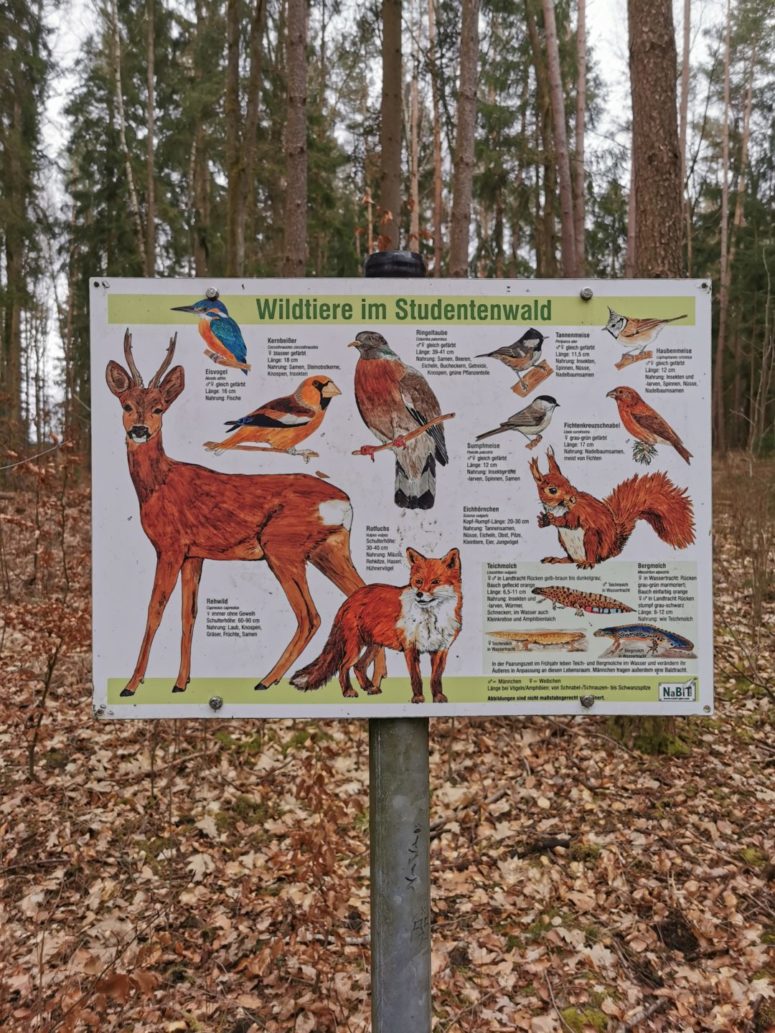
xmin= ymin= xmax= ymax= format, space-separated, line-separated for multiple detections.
xmin=349 ymin=331 xmax=448 ymax=510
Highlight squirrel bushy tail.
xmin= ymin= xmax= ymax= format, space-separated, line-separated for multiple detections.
xmin=605 ymin=471 xmax=694 ymax=548
xmin=290 ymin=619 xmax=348 ymax=691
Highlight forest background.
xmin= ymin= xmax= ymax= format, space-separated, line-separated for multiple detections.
xmin=1 ymin=0 xmax=773 ymax=454
xmin=1 ymin=1 xmax=774 ymax=1032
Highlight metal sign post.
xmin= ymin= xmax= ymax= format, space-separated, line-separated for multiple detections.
xmin=365 ymin=251 xmax=432 ymax=1033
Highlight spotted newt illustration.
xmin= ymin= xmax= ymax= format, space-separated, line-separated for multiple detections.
xmin=487 ymin=629 xmax=587 ymax=652
xmin=532 ymin=585 xmax=633 ymax=616
xmin=594 ymin=624 xmax=695 ymax=657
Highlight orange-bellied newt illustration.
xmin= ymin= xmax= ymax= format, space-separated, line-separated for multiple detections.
xmin=171 ymin=288 xmax=251 ymax=373
xmin=532 ymin=585 xmax=634 ymax=616
xmin=204 ymin=375 xmax=341 ymax=459
xmin=594 ymin=624 xmax=696 ymax=658
xmin=529 ymin=447 xmax=694 ymax=567
xmin=487 ymin=629 xmax=587 ymax=652
xmin=291 ymin=547 xmax=462 ymax=703
xmin=106 ymin=331 xmax=384 ymax=697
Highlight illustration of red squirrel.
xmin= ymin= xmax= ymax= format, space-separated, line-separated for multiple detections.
xmin=529 ymin=448 xmax=694 ymax=568
xmin=290 ymin=547 xmax=462 ymax=703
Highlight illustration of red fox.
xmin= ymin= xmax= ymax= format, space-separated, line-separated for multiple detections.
xmin=290 ymin=548 xmax=462 ymax=703
xmin=529 ymin=448 xmax=694 ymax=568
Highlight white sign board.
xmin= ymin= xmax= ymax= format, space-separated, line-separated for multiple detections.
xmin=91 ymin=278 xmax=713 ymax=718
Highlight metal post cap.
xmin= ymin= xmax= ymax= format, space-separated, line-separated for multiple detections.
xmin=364 ymin=251 xmax=426 ymax=279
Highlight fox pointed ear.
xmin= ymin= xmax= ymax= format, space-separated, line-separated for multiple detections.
xmin=106 ymin=361 xmax=132 ymax=397
xmin=159 ymin=365 xmax=185 ymax=407
xmin=443 ymin=548 xmax=460 ymax=570
xmin=406 ymin=547 xmax=425 ymax=567
xmin=546 ymin=447 xmax=561 ymax=475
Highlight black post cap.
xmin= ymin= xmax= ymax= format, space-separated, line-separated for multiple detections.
xmin=364 ymin=251 xmax=426 ymax=279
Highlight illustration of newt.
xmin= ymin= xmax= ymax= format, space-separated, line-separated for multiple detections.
xmin=532 ymin=585 xmax=634 ymax=616
xmin=529 ymin=447 xmax=694 ymax=568
xmin=487 ymin=629 xmax=587 ymax=652
xmin=594 ymin=624 xmax=695 ymax=657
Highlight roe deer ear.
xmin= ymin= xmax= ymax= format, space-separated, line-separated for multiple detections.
xmin=406 ymin=547 xmax=426 ymax=567
xmin=443 ymin=548 xmax=460 ymax=570
xmin=159 ymin=366 xmax=185 ymax=407
xmin=106 ymin=361 xmax=132 ymax=396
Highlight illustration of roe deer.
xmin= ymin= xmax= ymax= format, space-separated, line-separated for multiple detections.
xmin=106 ymin=332 xmax=385 ymax=697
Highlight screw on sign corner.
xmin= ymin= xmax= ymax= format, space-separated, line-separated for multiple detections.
xmin=364 ymin=251 xmax=426 ymax=279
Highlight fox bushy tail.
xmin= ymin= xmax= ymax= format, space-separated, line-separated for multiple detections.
xmin=290 ymin=619 xmax=348 ymax=691
xmin=606 ymin=472 xmax=694 ymax=549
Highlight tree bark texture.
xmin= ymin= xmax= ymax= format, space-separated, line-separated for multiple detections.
xmin=574 ymin=0 xmax=586 ymax=274
xmin=713 ymin=0 xmax=732 ymax=452
xmin=627 ymin=0 xmax=683 ymax=278
xmin=111 ymin=0 xmax=146 ymax=272
xmin=679 ymin=0 xmax=690 ymax=267
xmin=379 ymin=0 xmax=402 ymax=251
xmin=282 ymin=0 xmax=308 ymax=276
xmin=542 ymin=0 xmax=577 ymax=276
xmin=243 ymin=0 xmax=267 ymax=272
xmin=224 ymin=0 xmax=242 ymax=275
xmin=408 ymin=23 xmax=420 ymax=252
xmin=145 ymin=0 xmax=156 ymax=275
xmin=526 ymin=0 xmax=557 ymax=277
xmin=428 ymin=0 xmax=443 ymax=275
xmin=448 ymin=0 xmax=480 ymax=277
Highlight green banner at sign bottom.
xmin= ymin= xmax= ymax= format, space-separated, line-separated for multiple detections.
xmin=106 ymin=676 xmax=681 ymax=706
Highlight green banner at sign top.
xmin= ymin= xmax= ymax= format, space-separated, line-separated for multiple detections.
xmin=108 ymin=293 xmax=696 ymax=327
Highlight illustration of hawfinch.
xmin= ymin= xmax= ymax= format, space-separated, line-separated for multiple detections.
xmin=204 ymin=375 xmax=341 ymax=455
xmin=607 ymin=386 xmax=692 ymax=464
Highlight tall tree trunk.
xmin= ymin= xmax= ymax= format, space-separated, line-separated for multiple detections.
xmin=448 ymin=0 xmax=480 ymax=277
xmin=243 ymin=0 xmax=267 ymax=272
xmin=110 ymin=0 xmax=145 ymax=271
xmin=526 ymin=0 xmax=557 ymax=276
xmin=408 ymin=15 xmax=420 ymax=252
xmin=627 ymin=0 xmax=683 ymax=278
xmin=225 ymin=0 xmax=242 ymax=275
xmin=282 ymin=0 xmax=308 ymax=276
xmin=679 ymin=0 xmax=690 ymax=270
xmin=625 ymin=158 xmax=636 ymax=276
xmin=574 ymin=0 xmax=586 ymax=274
xmin=729 ymin=45 xmax=755 ymax=448
xmin=428 ymin=0 xmax=443 ymax=275
xmin=145 ymin=0 xmax=156 ymax=275
xmin=379 ymin=0 xmax=403 ymax=250
xmin=617 ymin=0 xmax=684 ymax=755
xmin=713 ymin=0 xmax=732 ymax=452
xmin=542 ymin=0 xmax=577 ymax=275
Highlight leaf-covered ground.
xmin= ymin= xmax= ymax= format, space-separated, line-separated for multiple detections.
xmin=0 ymin=458 xmax=773 ymax=1033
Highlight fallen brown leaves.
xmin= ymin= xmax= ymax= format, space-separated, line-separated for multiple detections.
xmin=0 ymin=456 xmax=772 ymax=1032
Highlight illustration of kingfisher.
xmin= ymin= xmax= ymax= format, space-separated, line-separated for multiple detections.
xmin=171 ymin=288 xmax=251 ymax=374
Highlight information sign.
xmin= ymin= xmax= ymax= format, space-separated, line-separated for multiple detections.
xmin=91 ymin=278 xmax=712 ymax=718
